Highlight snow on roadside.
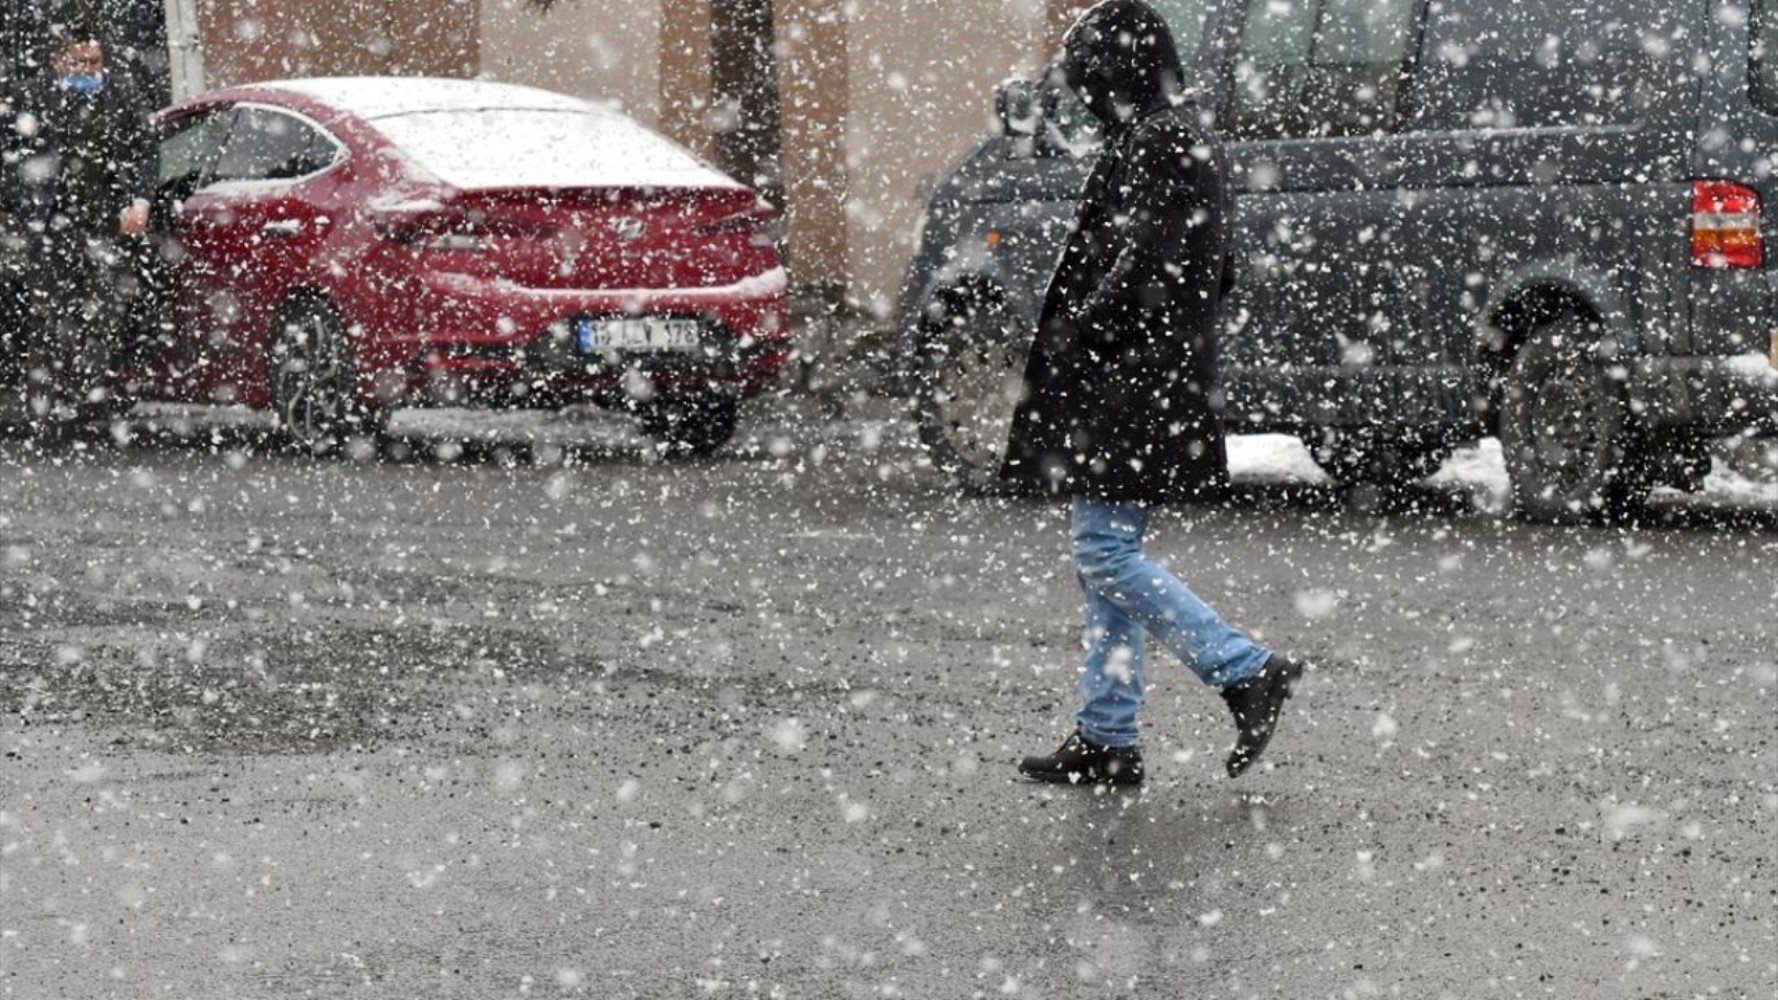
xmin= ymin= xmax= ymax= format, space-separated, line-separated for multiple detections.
xmin=124 ymin=402 xmax=1775 ymax=511
xmin=1690 ymin=452 xmax=1778 ymax=506
xmin=1426 ymin=438 xmax=1513 ymax=512
xmin=1225 ymin=434 xmax=1329 ymax=485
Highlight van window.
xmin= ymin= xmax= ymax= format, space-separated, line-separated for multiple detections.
xmin=1754 ymin=0 xmax=1778 ymax=114
xmin=1226 ymin=0 xmax=1419 ymax=140
xmin=1152 ymin=0 xmax=1214 ymax=74
xmin=1407 ymin=0 xmax=1693 ymax=131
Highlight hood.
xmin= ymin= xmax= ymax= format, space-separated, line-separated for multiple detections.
xmin=1057 ymin=0 xmax=1184 ymax=130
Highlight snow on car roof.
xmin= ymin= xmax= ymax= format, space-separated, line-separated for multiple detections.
xmin=256 ymin=77 xmax=741 ymax=191
xmin=258 ymin=76 xmax=590 ymax=120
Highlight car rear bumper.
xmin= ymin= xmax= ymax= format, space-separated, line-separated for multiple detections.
xmin=413 ymin=337 xmax=789 ymax=408
xmin=373 ymin=267 xmax=791 ymax=407
xmin=1630 ymin=351 xmax=1778 ymax=436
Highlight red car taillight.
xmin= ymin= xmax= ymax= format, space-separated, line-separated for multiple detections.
xmin=1691 ymin=180 xmax=1764 ymax=269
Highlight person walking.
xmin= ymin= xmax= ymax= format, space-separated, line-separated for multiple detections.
xmin=14 ymin=28 xmax=156 ymax=433
xmin=1007 ymin=0 xmax=1307 ymax=786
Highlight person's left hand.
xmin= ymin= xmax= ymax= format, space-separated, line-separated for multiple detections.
xmin=119 ymin=201 xmax=149 ymax=237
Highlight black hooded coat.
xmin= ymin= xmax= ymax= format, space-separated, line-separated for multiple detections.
xmin=998 ymin=0 xmax=1232 ymax=502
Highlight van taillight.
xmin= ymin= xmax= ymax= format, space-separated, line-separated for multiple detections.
xmin=1691 ymin=180 xmax=1764 ymax=269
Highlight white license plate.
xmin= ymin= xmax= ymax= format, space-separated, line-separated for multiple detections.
xmin=575 ymin=317 xmax=702 ymax=353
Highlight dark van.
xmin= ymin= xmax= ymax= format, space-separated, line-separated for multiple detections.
xmin=901 ymin=0 xmax=1778 ymax=520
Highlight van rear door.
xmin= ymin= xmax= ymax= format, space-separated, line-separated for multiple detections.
xmin=1698 ymin=0 xmax=1778 ymax=363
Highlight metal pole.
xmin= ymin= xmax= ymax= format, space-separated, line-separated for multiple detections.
xmin=162 ymin=0 xmax=204 ymax=99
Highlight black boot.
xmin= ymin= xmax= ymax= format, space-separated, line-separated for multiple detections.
xmin=1018 ymin=728 xmax=1144 ymax=786
xmin=1222 ymin=654 xmax=1307 ymax=778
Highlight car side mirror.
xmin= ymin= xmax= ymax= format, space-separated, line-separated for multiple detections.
xmin=995 ymin=78 xmax=1041 ymax=139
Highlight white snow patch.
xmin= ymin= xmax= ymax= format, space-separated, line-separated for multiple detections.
xmin=1695 ymin=458 xmax=1778 ymax=506
xmin=1225 ymin=433 xmax=1328 ymax=484
xmin=373 ymin=107 xmax=738 ymax=192
xmin=1292 ymin=588 xmax=1340 ymax=619
xmin=1603 ymin=801 xmax=1660 ymax=841
xmin=259 ymin=76 xmax=596 ymax=120
xmin=768 ymin=717 xmax=807 ymax=753
xmin=1426 ymin=437 xmax=1512 ymax=508
xmin=1103 ymin=644 xmax=1136 ymax=684
xmin=389 ymin=405 xmax=642 ymax=449
xmin=64 ymin=761 xmax=107 ymax=783
xmin=1370 ymin=713 xmax=1399 ymax=740
xmin=257 ymin=78 xmax=740 ymax=191
xmin=1723 ymin=351 xmax=1778 ymax=382
xmin=429 ymin=265 xmax=788 ymax=302
xmin=839 ymin=796 xmax=870 ymax=823
xmin=133 ymin=401 xmax=274 ymax=431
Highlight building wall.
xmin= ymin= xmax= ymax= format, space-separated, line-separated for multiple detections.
xmin=477 ymin=0 xmax=661 ymax=120
xmin=197 ymin=0 xmax=477 ymax=87
xmin=841 ymin=0 xmax=1046 ymax=315
xmin=1046 ymin=1 xmax=1096 ymax=53
xmin=657 ymin=0 xmax=715 ymax=160
xmin=775 ymin=0 xmax=848 ymax=292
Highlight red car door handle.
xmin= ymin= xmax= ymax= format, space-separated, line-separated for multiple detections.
xmin=261 ymin=220 xmax=305 ymax=237
xmin=183 ymin=209 xmax=229 ymax=229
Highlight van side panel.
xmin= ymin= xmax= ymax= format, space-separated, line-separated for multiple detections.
xmin=1222 ymin=131 xmax=1693 ymax=433
xmin=1222 ymin=139 xmax=1458 ymax=430
xmin=1391 ymin=139 xmax=1694 ymax=360
xmin=1219 ymin=0 xmax=1701 ymax=436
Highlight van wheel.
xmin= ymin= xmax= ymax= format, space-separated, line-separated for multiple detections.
xmin=268 ymin=297 xmax=384 ymax=456
xmin=1311 ymin=427 xmax=1450 ymax=489
xmin=1499 ymin=314 xmax=1647 ymax=522
xmin=912 ymin=295 xmax=1030 ymax=494
xmin=639 ymin=394 xmax=738 ymax=456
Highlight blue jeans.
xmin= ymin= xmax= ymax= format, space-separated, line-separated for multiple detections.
xmin=1072 ymin=496 xmax=1270 ymax=748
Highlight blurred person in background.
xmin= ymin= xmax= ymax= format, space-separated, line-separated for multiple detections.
xmin=13 ymin=26 xmax=155 ymax=434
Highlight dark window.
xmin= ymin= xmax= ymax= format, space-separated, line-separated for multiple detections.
xmin=212 ymin=107 xmax=340 ymax=183
xmin=1754 ymin=0 xmax=1778 ymax=115
xmin=1226 ymin=0 xmax=1420 ymax=140
xmin=1153 ymin=0 xmax=1215 ymax=74
xmin=1406 ymin=0 xmax=1694 ymax=131
xmin=158 ymin=109 xmax=232 ymax=189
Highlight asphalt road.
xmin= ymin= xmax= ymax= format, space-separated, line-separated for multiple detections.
xmin=2 ymin=400 xmax=1774 ymax=999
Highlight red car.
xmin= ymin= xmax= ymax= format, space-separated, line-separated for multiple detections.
xmin=141 ymin=77 xmax=789 ymax=453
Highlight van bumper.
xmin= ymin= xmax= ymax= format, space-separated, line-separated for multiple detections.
xmin=1630 ymin=353 xmax=1778 ymax=436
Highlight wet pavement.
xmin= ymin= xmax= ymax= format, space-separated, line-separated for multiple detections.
xmin=2 ymin=399 xmax=1774 ymax=998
